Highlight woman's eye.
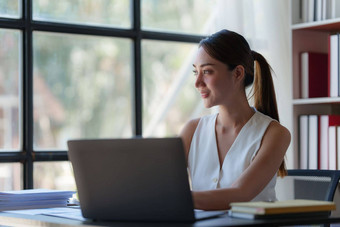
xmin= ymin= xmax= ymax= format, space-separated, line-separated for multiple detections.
xmin=203 ymin=70 xmax=211 ymax=74
xmin=193 ymin=70 xmax=198 ymax=75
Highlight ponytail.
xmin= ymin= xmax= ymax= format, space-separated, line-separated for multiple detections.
xmin=251 ymin=50 xmax=287 ymax=177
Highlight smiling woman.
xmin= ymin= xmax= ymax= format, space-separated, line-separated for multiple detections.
xmin=180 ymin=29 xmax=290 ymax=210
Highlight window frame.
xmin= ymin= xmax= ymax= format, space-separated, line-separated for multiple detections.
xmin=0 ymin=0 xmax=205 ymax=189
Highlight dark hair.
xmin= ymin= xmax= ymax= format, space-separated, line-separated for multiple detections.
xmin=199 ymin=29 xmax=286 ymax=177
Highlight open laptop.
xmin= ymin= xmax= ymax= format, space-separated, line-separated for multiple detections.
xmin=67 ymin=137 xmax=225 ymax=222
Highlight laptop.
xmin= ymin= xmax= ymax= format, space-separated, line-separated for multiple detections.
xmin=67 ymin=137 xmax=225 ymax=222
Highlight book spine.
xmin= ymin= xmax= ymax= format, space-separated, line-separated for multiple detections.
xmin=308 ymin=115 xmax=319 ymax=169
xmin=319 ymin=115 xmax=329 ymax=169
xmin=329 ymin=126 xmax=337 ymax=170
xmin=301 ymin=52 xmax=309 ymax=98
xmin=330 ymin=34 xmax=339 ymax=97
xmin=299 ymin=115 xmax=309 ymax=169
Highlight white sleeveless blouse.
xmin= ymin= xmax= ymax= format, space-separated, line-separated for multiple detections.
xmin=188 ymin=111 xmax=277 ymax=202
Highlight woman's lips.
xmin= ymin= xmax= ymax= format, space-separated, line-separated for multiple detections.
xmin=200 ymin=91 xmax=209 ymax=98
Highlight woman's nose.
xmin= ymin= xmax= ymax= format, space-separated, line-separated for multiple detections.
xmin=195 ymin=73 xmax=204 ymax=88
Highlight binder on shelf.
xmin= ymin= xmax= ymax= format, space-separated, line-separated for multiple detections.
xmin=319 ymin=115 xmax=340 ymax=169
xmin=329 ymin=126 xmax=337 ymax=170
xmin=300 ymin=52 xmax=328 ymax=98
xmin=322 ymin=0 xmax=327 ymax=20
xmin=328 ymin=115 xmax=340 ymax=170
xmin=329 ymin=33 xmax=339 ymax=97
xmin=299 ymin=115 xmax=309 ymax=169
xmin=320 ymin=115 xmax=329 ymax=169
xmin=327 ymin=0 xmax=335 ymax=19
xmin=315 ymin=0 xmax=322 ymax=21
xmin=308 ymin=115 xmax=319 ymax=169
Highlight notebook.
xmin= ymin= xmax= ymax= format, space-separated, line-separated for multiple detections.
xmin=229 ymin=199 xmax=335 ymax=220
xmin=67 ymin=137 xmax=225 ymax=222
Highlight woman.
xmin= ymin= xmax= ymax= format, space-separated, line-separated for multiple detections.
xmin=180 ymin=29 xmax=291 ymax=211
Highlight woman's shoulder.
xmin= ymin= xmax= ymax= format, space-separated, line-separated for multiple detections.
xmin=253 ymin=111 xmax=290 ymax=138
xmin=266 ymin=121 xmax=291 ymax=144
xmin=180 ymin=113 xmax=217 ymax=136
xmin=180 ymin=118 xmax=201 ymax=138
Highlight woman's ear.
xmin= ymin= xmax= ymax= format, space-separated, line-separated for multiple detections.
xmin=233 ymin=65 xmax=245 ymax=81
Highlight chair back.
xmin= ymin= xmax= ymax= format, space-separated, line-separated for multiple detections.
xmin=276 ymin=170 xmax=340 ymax=201
xmin=276 ymin=169 xmax=340 ymax=217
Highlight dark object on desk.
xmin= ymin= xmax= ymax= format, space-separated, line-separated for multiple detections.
xmin=67 ymin=137 xmax=225 ymax=222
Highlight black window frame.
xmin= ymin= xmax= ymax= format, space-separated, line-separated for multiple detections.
xmin=0 ymin=0 xmax=206 ymax=189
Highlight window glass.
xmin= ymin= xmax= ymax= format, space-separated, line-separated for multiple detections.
xmin=0 ymin=0 xmax=21 ymax=19
xmin=0 ymin=29 xmax=21 ymax=150
xmin=34 ymin=161 xmax=76 ymax=191
xmin=0 ymin=163 xmax=22 ymax=190
xmin=33 ymin=32 xmax=133 ymax=150
xmin=142 ymin=40 xmax=211 ymax=137
xmin=142 ymin=0 xmax=218 ymax=35
xmin=33 ymin=0 xmax=131 ymax=28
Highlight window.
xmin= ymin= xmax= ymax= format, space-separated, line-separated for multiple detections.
xmin=33 ymin=0 xmax=131 ymax=28
xmin=0 ymin=0 xmax=21 ymax=19
xmin=0 ymin=29 xmax=21 ymax=151
xmin=141 ymin=0 xmax=217 ymax=35
xmin=33 ymin=32 xmax=133 ymax=149
xmin=0 ymin=0 xmax=218 ymax=189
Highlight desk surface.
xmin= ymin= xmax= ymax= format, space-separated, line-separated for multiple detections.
xmin=2 ymin=208 xmax=340 ymax=227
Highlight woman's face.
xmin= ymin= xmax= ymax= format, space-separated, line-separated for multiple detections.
xmin=193 ymin=47 xmax=239 ymax=108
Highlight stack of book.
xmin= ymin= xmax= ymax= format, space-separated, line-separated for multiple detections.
xmin=0 ymin=189 xmax=75 ymax=211
xmin=229 ymin=199 xmax=336 ymax=220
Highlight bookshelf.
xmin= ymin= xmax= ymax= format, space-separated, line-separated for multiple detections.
xmin=290 ymin=0 xmax=340 ymax=169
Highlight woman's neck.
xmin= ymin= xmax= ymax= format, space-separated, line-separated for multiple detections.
xmin=216 ymin=101 xmax=255 ymax=129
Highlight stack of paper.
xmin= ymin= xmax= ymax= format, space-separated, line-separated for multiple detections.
xmin=229 ymin=199 xmax=336 ymax=220
xmin=0 ymin=189 xmax=76 ymax=211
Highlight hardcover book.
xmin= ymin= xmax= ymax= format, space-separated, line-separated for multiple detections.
xmin=230 ymin=199 xmax=335 ymax=215
xmin=300 ymin=52 xmax=328 ymax=98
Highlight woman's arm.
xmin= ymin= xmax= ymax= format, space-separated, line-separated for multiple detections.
xmin=192 ymin=121 xmax=291 ymax=210
xmin=179 ymin=118 xmax=200 ymax=163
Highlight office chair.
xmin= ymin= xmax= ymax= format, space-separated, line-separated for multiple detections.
xmin=276 ymin=170 xmax=340 ymax=201
xmin=276 ymin=169 xmax=340 ymax=220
